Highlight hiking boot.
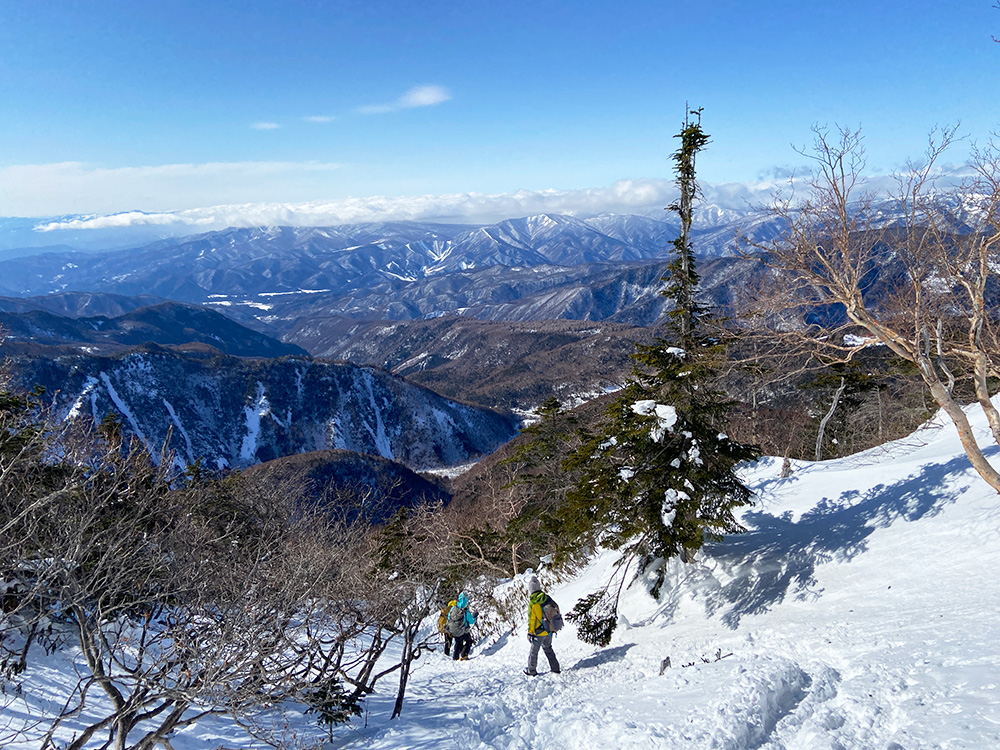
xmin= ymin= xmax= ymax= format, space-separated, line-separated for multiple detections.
xmin=551 ymin=670 xmax=560 ymax=674
xmin=460 ymin=655 xmax=469 ymax=661
xmin=523 ymin=669 xmax=537 ymax=676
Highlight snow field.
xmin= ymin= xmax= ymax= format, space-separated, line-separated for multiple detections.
xmin=316 ymin=404 xmax=1000 ymax=749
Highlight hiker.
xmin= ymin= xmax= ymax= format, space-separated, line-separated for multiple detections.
xmin=447 ymin=592 xmax=477 ymax=661
xmin=524 ymin=575 xmax=560 ymax=676
xmin=438 ymin=598 xmax=457 ymax=656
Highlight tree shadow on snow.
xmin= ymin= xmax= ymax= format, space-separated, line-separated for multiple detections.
xmin=479 ymin=629 xmax=514 ymax=657
xmin=701 ymin=449 xmax=984 ymax=629
xmin=571 ymin=643 xmax=636 ymax=670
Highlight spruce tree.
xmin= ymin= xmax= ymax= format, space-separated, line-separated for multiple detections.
xmin=502 ymin=397 xmax=579 ymax=563
xmin=560 ymin=109 xmax=759 ymax=645
xmin=665 ymin=106 xmax=711 ymax=343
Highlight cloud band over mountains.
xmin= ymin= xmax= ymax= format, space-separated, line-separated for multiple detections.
xmin=2 ymin=161 xmax=346 ymax=219
xmin=12 ymin=157 xmax=952 ymax=238
xmin=32 ymin=178 xmax=783 ymax=234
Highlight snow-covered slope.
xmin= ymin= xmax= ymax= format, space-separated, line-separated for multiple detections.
xmin=322 ymin=402 xmax=1000 ymax=749
xmin=9 ymin=402 xmax=1000 ymax=748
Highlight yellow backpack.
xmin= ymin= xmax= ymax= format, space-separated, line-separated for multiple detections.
xmin=438 ymin=599 xmax=457 ymax=632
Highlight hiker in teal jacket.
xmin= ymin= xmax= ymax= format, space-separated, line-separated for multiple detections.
xmin=524 ymin=575 xmax=560 ymax=676
xmin=447 ymin=592 xmax=477 ymax=661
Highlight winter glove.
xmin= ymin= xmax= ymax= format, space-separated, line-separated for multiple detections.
xmin=528 ymin=634 xmax=536 ymax=643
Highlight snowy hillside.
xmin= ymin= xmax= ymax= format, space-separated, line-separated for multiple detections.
xmin=9 ymin=349 xmax=517 ymax=471
xmin=7 ymin=401 xmax=1000 ymax=748
xmin=303 ymin=401 xmax=1000 ymax=749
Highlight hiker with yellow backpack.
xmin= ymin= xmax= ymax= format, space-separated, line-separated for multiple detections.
xmin=437 ymin=598 xmax=457 ymax=656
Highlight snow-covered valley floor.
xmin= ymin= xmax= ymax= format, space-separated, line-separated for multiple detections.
xmin=9 ymin=403 xmax=1000 ymax=749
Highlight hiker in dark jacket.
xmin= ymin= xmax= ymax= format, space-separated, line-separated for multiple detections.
xmin=524 ymin=575 xmax=560 ymax=676
xmin=447 ymin=592 xmax=477 ymax=661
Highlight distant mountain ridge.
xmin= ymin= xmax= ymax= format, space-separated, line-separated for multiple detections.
xmin=295 ymin=316 xmax=660 ymax=409
xmin=0 ymin=212 xmax=763 ymax=300
xmin=0 ymin=212 xmax=783 ymax=342
xmin=0 ymin=291 xmax=167 ymax=317
xmin=0 ymin=205 xmax=754 ymax=257
xmin=0 ymin=300 xmax=307 ymax=358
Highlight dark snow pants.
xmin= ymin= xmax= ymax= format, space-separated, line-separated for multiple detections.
xmin=527 ymin=633 xmax=560 ymax=673
xmin=453 ymin=633 xmax=473 ymax=660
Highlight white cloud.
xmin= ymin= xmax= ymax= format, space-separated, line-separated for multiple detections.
xmin=399 ymin=85 xmax=451 ymax=108
xmin=252 ymin=122 xmax=281 ymax=130
xmin=358 ymin=84 xmax=452 ymax=115
xmin=34 ymin=211 xmax=215 ymax=232
xmin=0 ymin=161 xmax=345 ymax=216
xmin=304 ymin=115 xmax=336 ymax=123
xmin=31 ymin=178 xmax=780 ymax=234
xmin=11 ymin=157 xmax=945 ymax=232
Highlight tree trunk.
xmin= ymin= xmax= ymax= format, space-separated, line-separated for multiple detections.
xmin=391 ymin=626 xmax=419 ymax=720
xmin=815 ymin=378 xmax=846 ymax=462
xmin=971 ymin=352 xmax=1000 ymax=448
xmin=134 ymin=702 xmax=190 ymax=750
xmin=917 ymin=356 xmax=1000 ymax=494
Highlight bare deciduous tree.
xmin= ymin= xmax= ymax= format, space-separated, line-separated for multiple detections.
xmin=0 ymin=386 xmax=418 ymax=748
xmin=742 ymin=125 xmax=1000 ymax=490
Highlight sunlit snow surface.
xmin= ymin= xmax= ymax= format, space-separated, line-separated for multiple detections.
xmin=8 ymin=403 xmax=1000 ymax=748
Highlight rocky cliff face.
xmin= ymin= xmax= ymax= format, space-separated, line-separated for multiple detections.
xmin=12 ymin=350 xmax=517 ymax=471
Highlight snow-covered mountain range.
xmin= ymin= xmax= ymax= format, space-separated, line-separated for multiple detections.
xmin=0 ymin=202 xmax=757 ymax=256
xmin=0 ymin=212 xmax=766 ymax=300
xmin=0 ymin=212 xmax=784 ymax=346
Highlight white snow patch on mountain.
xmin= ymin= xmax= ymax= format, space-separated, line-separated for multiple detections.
xmin=239 ymin=381 xmax=270 ymax=461
xmin=66 ymin=375 xmax=99 ymax=421
xmin=99 ymin=372 xmax=149 ymax=450
xmin=362 ymin=369 xmax=395 ymax=460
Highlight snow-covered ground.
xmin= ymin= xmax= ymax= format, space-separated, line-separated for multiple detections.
xmin=8 ymin=402 xmax=1000 ymax=748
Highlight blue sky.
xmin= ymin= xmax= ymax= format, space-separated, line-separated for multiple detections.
xmin=1 ymin=0 xmax=998 ymax=223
